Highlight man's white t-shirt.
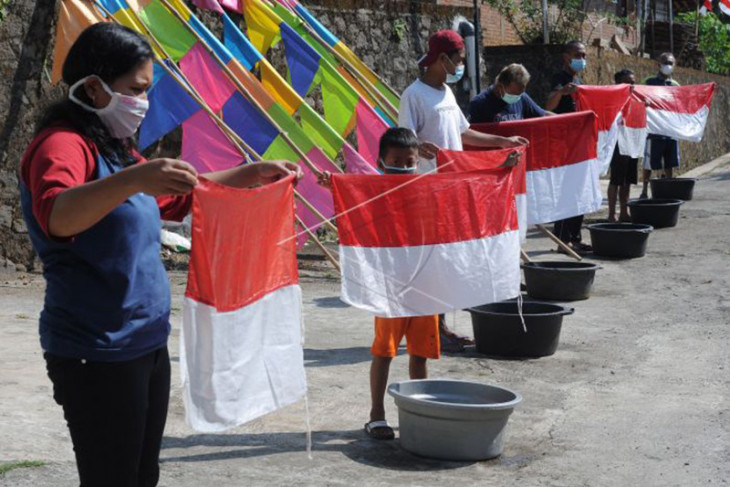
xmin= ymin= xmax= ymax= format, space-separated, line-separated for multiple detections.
xmin=398 ymin=79 xmax=470 ymax=174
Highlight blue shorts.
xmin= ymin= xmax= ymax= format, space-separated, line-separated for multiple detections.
xmin=644 ymin=137 xmax=680 ymax=171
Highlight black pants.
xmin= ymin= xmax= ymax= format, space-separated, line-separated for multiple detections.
xmin=553 ymin=215 xmax=584 ymax=244
xmin=45 ymin=347 xmax=170 ymax=487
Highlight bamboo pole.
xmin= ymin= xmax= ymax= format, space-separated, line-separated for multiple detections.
xmin=535 ymin=224 xmax=583 ymax=261
xmin=95 ymin=1 xmax=341 ymax=268
xmin=280 ymin=1 xmax=401 ymax=103
xmin=158 ymin=0 xmax=325 ymax=180
xmin=276 ymin=0 xmax=400 ymax=121
xmin=520 ymin=249 xmax=533 ymax=264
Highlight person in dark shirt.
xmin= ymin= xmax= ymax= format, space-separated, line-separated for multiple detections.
xmin=468 ymin=63 xmax=548 ymax=123
xmin=608 ymin=69 xmax=639 ymax=222
xmin=640 ymin=52 xmax=681 ymax=198
xmin=545 ymin=40 xmax=592 ymax=254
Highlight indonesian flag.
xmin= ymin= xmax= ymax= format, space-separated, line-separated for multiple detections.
xmin=617 ymin=93 xmax=648 ymax=158
xmin=331 ymin=169 xmax=521 ymax=318
xmin=633 ymin=83 xmax=716 ymax=142
xmin=437 ymin=147 xmax=528 ymax=243
xmin=575 ymin=85 xmax=631 ymax=173
xmin=181 ymin=176 xmax=306 ymax=432
xmin=470 ymin=111 xmax=602 ymax=225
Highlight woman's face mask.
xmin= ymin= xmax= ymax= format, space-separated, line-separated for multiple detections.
xmin=69 ymin=75 xmax=149 ymax=139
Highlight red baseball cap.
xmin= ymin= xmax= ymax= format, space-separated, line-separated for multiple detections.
xmin=418 ymin=30 xmax=465 ymax=68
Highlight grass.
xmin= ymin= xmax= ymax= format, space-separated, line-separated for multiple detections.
xmin=0 ymin=460 xmax=46 ymax=476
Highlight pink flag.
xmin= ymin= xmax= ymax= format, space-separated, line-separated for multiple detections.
xmin=355 ymin=99 xmax=388 ymax=166
xmin=218 ymin=0 xmax=242 ymax=12
xmin=179 ymin=43 xmax=236 ymax=113
xmin=182 ymin=110 xmax=245 ymax=173
xmin=343 ymin=142 xmax=378 ymax=174
xmin=190 ymin=0 xmax=225 ymax=13
xmin=295 ymin=148 xmax=336 ymax=248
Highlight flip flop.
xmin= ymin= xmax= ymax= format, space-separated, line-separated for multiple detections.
xmin=365 ymin=420 xmax=395 ymax=440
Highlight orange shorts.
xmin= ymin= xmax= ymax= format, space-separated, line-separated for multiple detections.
xmin=371 ymin=315 xmax=440 ymax=359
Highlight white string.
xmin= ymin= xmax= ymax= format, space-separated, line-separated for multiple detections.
xmin=517 ymin=292 xmax=527 ymax=333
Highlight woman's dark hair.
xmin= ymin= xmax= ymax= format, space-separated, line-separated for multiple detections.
xmin=378 ymin=128 xmax=420 ymax=160
xmin=37 ymin=23 xmax=153 ymax=166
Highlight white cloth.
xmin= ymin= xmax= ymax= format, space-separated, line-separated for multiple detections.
xmin=398 ymin=79 xmax=470 ymax=174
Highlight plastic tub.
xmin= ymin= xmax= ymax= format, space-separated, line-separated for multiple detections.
xmin=388 ymin=379 xmax=522 ymax=461
xmin=650 ymin=177 xmax=697 ymax=201
xmin=587 ymin=223 xmax=653 ymax=258
xmin=628 ymin=198 xmax=684 ymax=229
xmin=522 ymin=261 xmax=601 ymax=301
xmin=468 ymin=301 xmax=574 ymax=358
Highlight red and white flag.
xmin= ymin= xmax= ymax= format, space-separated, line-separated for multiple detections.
xmin=181 ymin=176 xmax=306 ymax=432
xmin=471 ymin=111 xmax=602 ymax=225
xmin=633 ymin=83 xmax=716 ymax=142
xmin=437 ymin=147 xmax=528 ymax=243
xmin=331 ymin=169 xmax=521 ymax=318
xmin=617 ymin=93 xmax=648 ymax=158
xmin=575 ymin=85 xmax=631 ymax=173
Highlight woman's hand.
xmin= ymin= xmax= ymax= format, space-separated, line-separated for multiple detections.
xmin=418 ymin=141 xmax=439 ymax=159
xmin=317 ymin=170 xmax=332 ymax=188
xmin=256 ymin=160 xmax=304 ymax=185
xmin=500 ymin=150 xmax=522 ymax=168
xmin=125 ymin=158 xmax=198 ymax=196
xmin=500 ymin=136 xmax=530 ymax=148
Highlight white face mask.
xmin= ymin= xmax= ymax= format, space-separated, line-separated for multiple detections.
xmin=69 ymin=75 xmax=149 ymax=139
xmin=660 ymin=64 xmax=674 ymax=76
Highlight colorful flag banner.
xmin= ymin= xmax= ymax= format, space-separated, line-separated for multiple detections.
xmin=633 ymin=83 xmax=716 ymax=142
xmin=51 ymin=0 xmax=108 ymax=84
xmin=617 ymin=93 xmax=648 ymax=159
xmin=181 ymin=176 xmax=306 ymax=432
xmin=470 ymin=111 xmax=602 ymax=224
xmin=437 ymin=147 xmax=528 ymax=242
xmin=331 ymin=169 xmax=521 ymax=317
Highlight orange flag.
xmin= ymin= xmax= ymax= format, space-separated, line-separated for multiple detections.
xmin=51 ymin=0 xmax=107 ymax=84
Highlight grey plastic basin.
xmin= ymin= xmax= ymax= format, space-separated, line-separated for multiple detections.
xmin=388 ymin=379 xmax=522 ymax=461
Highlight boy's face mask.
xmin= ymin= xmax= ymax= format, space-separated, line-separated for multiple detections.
xmin=380 ymin=159 xmax=417 ymax=174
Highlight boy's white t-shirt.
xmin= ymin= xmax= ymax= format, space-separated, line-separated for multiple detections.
xmin=398 ymin=79 xmax=470 ymax=174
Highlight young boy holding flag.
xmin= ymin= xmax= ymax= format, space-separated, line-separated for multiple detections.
xmin=398 ymin=29 xmax=527 ymax=352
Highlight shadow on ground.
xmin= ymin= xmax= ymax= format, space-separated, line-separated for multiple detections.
xmin=160 ymin=430 xmax=473 ymax=472
xmin=304 ymin=347 xmax=371 ymax=367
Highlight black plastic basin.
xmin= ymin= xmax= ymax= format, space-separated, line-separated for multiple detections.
xmin=468 ymin=301 xmax=574 ymax=358
xmin=587 ymin=223 xmax=653 ymax=259
xmin=628 ymin=198 xmax=684 ymax=229
xmin=522 ymin=261 xmax=601 ymax=301
xmin=650 ymin=177 xmax=697 ymax=201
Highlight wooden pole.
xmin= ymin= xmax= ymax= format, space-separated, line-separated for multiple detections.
xmin=273 ymin=0 xmax=400 ymax=120
xmin=96 ymin=1 xmax=341 ymax=268
xmin=158 ymin=0 xmax=324 ymax=180
xmin=535 ymin=224 xmax=583 ymax=261
xmin=520 ymin=249 xmax=533 ymax=264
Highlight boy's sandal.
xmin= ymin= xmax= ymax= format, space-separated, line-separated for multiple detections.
xmin=365 ymin=420 xmax=395 ymax=440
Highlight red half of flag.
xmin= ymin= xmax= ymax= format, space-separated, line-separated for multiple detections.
xmin=470 ymin=112 xmax=602 ymax=224
xmin=633 ymin=83 xmax=716 ymax=142
xmin=181 ymin=176 xmax=306 ymax=432
xmin=331 ymin=169 xmax=521 ymax=317
xmin=618 ymin=92 xmax=648 ymax=158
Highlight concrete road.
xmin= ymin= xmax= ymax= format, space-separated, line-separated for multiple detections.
xmin=1 ymin=167 xmax=728 ymax=486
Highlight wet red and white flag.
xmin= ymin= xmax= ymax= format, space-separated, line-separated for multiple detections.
xmin=617 ymin=93 xmax=648 ymax=158
xmin=437 ymin=147 xmax=528 ymax=242
xmin=633 ymin=83 xmax=716 ymax=142
xmin=181 ymin=176 xmax=306 ymax=432
xmin=575 ymin=85 xmax=632 ymax=173
xmin=331 ymin=169 xmax=521 ymax=318
xmin=470 ymin=111 xmax=602 ymax=225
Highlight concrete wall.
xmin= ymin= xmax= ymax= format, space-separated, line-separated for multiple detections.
xmin=481 ymin=44 xmax=730 ymax=171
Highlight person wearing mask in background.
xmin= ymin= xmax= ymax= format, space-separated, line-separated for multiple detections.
xmin=640 ymin=52 xmax=681 ymax=199
xmin=544 ymin=40 xmax=592 ymax=255
xmin=608 ymin=69 xmax=639 ymax=223
xmin=398 ymin=29 xmax=528 ymax=352
xmin=468 ymin=63 xmax=550 ymax=123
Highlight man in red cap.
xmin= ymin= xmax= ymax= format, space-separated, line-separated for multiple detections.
xmin=398 ymin=29 xmax=528 ymax=352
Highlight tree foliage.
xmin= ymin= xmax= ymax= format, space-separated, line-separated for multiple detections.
xmin=677 ymin=11 xmax=730 ymax=75
xmin=484 ymin=0 xmax=588 ymax=44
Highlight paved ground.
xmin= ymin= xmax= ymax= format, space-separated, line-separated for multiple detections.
xmin=1 ymin=164 xmax=729 ymax=486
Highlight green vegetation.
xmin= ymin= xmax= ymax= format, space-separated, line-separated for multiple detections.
xmin=0 ymin=0 xmax=10 ymax=24
xmin=0 ymin=460 xmax=46 ymax=476
xmin=484 ymin=0 xmax=587 ymax=44
xmin=677 ymin=12 xmax=730 ymax=75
